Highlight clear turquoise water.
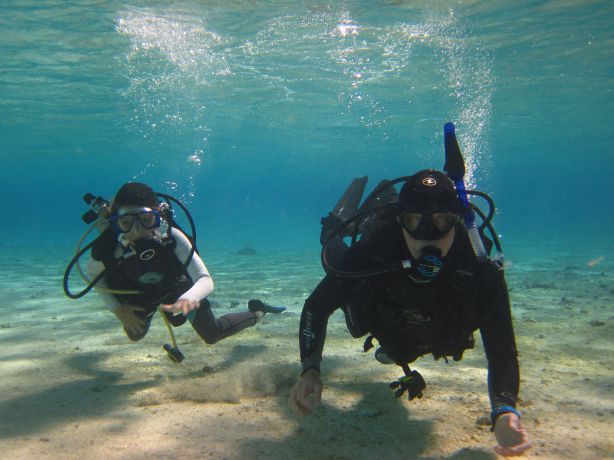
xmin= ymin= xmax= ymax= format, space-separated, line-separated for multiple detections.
xmin=1 ymin=0 xmax=613 ymax=254
xmin=2 ymin=4 xmax=614 ymax=458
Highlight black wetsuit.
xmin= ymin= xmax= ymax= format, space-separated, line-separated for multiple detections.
xmin=299 ymin=222 xmax=519 ymax=409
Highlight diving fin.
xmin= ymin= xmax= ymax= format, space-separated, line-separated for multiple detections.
xmin=331 ymin=176 xmax=368 ymax=220
xmin=248 ymin=299 xmax=286 ymax=314
xmin=321 ymin=176 xmax=368 ymax=244
xmin=356 ymin=179 xmax=399 ymax=238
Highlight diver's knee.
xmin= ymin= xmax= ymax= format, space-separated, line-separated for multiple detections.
xmin=189 ymin=312 xmax=220 ymax=344
xmin=190 ymin=325 xmax=220 ymax=344
xmin=125 ymin=329 xmax=147 ymax=342
xmin=202 ymin=335 xmax=219 ymax=345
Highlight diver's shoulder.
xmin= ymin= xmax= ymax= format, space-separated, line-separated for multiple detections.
xmin=169 ymin=226 xmax=183 ymax=237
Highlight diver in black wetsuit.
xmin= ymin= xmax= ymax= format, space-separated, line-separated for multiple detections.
xmin=289 ymin=169 xmax=531 ymax=457
xmin=71 ymin=182 xmax=284 ymax=349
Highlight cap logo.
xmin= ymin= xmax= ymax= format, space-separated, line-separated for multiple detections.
xmin=422 ymin=177 xmax=437 ymax=187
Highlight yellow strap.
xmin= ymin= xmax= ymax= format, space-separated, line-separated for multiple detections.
xmin=158 ymin=306 xmax=178 ymax=348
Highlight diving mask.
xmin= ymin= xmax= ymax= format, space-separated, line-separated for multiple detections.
xmin=399 ymin=212 xmax=459 ymax=240
xmin=111 ymin=208 xmax=161 ymax=233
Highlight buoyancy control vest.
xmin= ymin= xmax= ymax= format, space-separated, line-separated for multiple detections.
xmin=94 ymin=231 xmax=193 ymax=315
xmin=344 ymin=231 xmax=483 ymax=366
xmin=368 ymin=263 xmax=480 ymax=365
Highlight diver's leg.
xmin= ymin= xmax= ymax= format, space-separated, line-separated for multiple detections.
xmin=189 ymin=299 xmax=258 ymax=345
xmin=330 ymin=176 xmax=367 ymax=220
xmin=124 ymin=305 xmax=155 ymax=341
xmin=320 ymin=176 xmax=367 ymax=244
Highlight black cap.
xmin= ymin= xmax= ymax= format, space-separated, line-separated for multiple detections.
xmin=399 ymin=169 xmax=461 ymax=213
xmin=111 ymin=182 xmax=158 ymax=212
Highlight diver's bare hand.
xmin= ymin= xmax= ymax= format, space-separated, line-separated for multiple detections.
xmin=493 ymin=413 xmax=531 ymax=457
xmin=161 ymin=298 xmax=199 ymax=315
xmin=289 ymin=369 xmax=323 ymax=416
xmin=113 ymin=304 xmax=145 ymax=336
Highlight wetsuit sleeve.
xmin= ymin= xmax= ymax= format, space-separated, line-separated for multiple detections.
xmin=172 ymin=228 xmax=214 ymax=302
xmin=299 ymin=274 xmax=350 ymax=373
xmin=86 ymin=257 xmax=121 ymax=311
xmin=478 ymin=266 xmax=520 ymax=410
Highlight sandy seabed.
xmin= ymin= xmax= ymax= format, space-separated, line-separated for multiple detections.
xmin=1 ymin=243 xmax=613 ymax=460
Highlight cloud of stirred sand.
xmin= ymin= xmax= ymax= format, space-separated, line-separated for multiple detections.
xmin=132 ymin=363 xmax=297 ymax=406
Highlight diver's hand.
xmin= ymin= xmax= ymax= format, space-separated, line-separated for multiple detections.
xmin=113 ymin=304 xmax=145 ymax=336
xmin=289 ymin=369 xmax=323 ymax=416
xmin=493 ymin=413 xmax=531 ymax=457
xmin=161 ymin=298 xmax=199 ymax=315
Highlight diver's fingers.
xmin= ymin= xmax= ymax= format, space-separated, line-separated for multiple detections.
xmin=493 ymin=414 xmax=531 ymax=456
xmin=297 ymin=381 xmax=321 ymax=412
xmin=182 ymin=299 xmax=199 ymax=314
xmin=289 ymin=384 xmax=312 ymax=416
xmin=493 ymin=442 xmax=532 ymax=457
xmin=161 ymin=300 xmax=197 ymax=315
xmin=290 ymin=395 xmax=311 ymax=416
xmin=312 ymin=381 xmax=323 ymax=406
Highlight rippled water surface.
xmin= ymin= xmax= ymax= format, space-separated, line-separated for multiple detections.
xmin=1 ymin=0 xmax=612 ymax=250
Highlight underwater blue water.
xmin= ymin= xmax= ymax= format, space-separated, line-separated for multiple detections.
xmin=1 ymin=0 xmax=613 ymax=256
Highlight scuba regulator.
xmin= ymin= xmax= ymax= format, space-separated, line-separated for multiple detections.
xmin=82 ymin=193 xmax=111 ymax=224
xmin=390 ymin=366 xmax=427 ymax=401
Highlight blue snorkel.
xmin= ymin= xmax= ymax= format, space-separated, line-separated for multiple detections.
xmin=443 ymin=122 xmax=488 ymax=261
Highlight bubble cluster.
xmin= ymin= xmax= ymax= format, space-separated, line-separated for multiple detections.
xmin=114 ymin=4 xmax=493 ymax=193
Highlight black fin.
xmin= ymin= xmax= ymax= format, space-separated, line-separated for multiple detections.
xmin=321 ymin=176 xmax=368 ymax=244
xmin=357 ymin=179 xmax=399 ymax=237
xmin=248 ymin=299 xmax=286 ymax=314
xmin=331 ymin=176 xmax=368 ymax=220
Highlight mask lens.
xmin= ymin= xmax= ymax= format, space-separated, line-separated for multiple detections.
xmin=116 ymin=214 xmax=135 ymax=232
xmin=113 ymin=209 xmax=160 ymax=233
xmin=400 ymin=212 xmax=457 ymax=239
xmin=401 ymin=213 xmax=423 ymax=232
xmin=137 ymin=210 xmax=159 ymax=229
xmin=432 ymin=213 xmax=456 ymax=232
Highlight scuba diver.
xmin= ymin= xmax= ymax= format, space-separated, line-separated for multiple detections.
xmin=289 ymin=124 xmax=531 ymax=457
xmin=64 ymin=182 xmax=285 ymax=362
